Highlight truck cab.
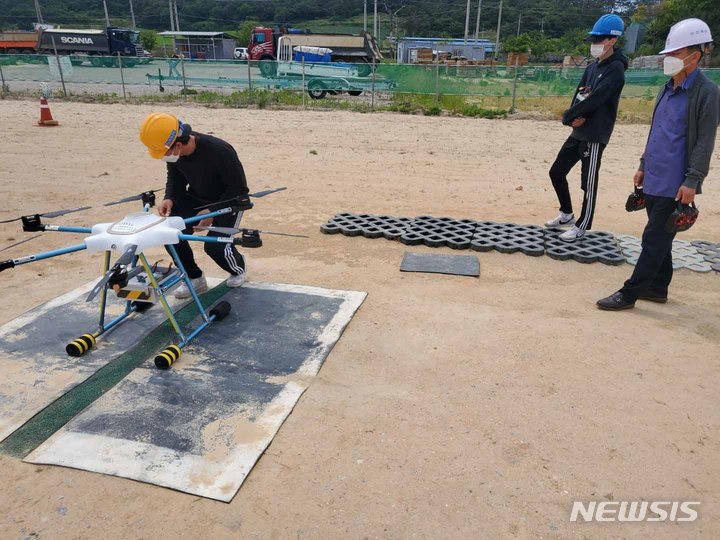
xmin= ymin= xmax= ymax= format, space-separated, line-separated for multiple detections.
xmin=249 ymin=27 xmax=276 ymax=61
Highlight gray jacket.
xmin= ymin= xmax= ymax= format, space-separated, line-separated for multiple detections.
xmin=639 ymin=69 xmax=720 ymax=194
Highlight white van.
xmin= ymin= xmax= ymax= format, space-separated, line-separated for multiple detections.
xmin=233 ymin=47 xmax=248 ymax=60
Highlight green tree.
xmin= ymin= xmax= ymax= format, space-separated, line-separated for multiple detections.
xmin=139 ymin=29 xmax=157 ymax=52
xmin=237 ymin=19 xmax=260 ymax=49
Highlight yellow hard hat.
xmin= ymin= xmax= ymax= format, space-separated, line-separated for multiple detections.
xmin=139 ymin=112 xmax=181 ymax=159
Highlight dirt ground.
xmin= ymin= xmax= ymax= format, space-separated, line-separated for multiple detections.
xmin=0 ymin=99 xmax=719 ymax=540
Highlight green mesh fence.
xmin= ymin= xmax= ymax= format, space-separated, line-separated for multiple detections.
xmin=1 ymin=54 xmax=718 ymax=100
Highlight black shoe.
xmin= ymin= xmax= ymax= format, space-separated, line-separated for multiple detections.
xmin=637 ymin=290 xmax=668 ymax=303
xmin=596 ymin=292 xmax=635 ymax=311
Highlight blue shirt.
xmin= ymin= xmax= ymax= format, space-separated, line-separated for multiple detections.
xmin=643 ymin=69 xmax=698 ymax=198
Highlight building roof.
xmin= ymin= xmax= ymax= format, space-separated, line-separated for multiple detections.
xmin=158 ymin=31 xmax=228 ymax=38
xmin=399 ymin=37 xmax=495 ymax=46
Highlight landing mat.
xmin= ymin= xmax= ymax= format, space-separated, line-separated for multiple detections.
xmin=26 ymin=282 xmax=366 ymax=502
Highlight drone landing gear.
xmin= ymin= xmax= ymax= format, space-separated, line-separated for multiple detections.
xmin=66 ymin=333 xmax=97 ymax=357
xmin=153 ymin=299 xmax=232 ymax=370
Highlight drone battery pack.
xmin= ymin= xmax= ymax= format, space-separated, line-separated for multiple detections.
xmin=114 ymin=266 xmax=179 ymax=303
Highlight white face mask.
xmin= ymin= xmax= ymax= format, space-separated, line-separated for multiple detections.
xmin=663 ymin=54 xmax=691 ymax=77
xmin=161 ymin=150 xmax=180 ymax=163
xmin=590 ymin=43 xmax=606 ymax=59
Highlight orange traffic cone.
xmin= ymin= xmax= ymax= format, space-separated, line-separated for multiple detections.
xmin=37 ymin=97 xmax=59 ymax=127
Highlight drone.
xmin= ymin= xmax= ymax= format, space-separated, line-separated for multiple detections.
xmin=0 ymin=188 xmax=304 ymax=369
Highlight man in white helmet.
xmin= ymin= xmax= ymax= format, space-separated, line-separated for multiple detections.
xmin=597 ymin=18 xmax=719 ymax=310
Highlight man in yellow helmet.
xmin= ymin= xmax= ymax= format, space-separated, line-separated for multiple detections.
xmin=139 ymin=112 xmax=251 ymax=298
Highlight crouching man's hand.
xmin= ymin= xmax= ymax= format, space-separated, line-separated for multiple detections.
xmin=158 ymin=199 xmax=174 ymax=217
xmin=194 ymin=209 xmax=213 ymax=230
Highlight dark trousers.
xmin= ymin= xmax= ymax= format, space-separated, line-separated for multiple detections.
xmin=168 ymin=193 xmax=246 ymax=279
xmin=549 ymin=136 xmax=606 ymax=230
xmin=620 ymin=195 xmax=677 ymax=301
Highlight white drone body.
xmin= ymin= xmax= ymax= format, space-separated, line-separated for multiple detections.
xmin=84 ymin=212 xmax=186 ymax=254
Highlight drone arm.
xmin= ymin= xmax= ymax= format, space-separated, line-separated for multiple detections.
xmin=41 ymin=225 xmax=93 ymax=234
xmin=21 ymin=215 xmax=91 ymax=235
xmin=0 ymin=243 xmax=87 ymax=272
xmin=178 ymin=234 xmax=243 ymax=245
xmin=183 ymin=207 xmax=234 ymax=226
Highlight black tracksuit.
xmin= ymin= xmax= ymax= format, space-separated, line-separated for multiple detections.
xmin=165 ymin=133 xmax=250 ymax=279
xmin=549 ymin=49 xmax=628 ymax=230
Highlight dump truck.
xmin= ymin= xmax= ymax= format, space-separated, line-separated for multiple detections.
xmin=37 ymin=27 xmax=148 ymax=66
xmin=0 ymin=31 xmax=39 ymax=54
xmin=249 ymin=26 xmax=381 ymax=77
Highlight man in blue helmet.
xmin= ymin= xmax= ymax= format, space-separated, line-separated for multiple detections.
xmin=545 ymin=14 xmax=628 ymax=241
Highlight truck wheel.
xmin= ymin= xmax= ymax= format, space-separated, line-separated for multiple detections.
xmin=6 ymin=49 xmax=18 ymax=55
xmin=90 ymin=57 xmax=103 ymax=67
xmin=259 ymin=60 xmax=276 ymax=77
xmin=307 ymin=80 xmax=326 ymax=100
xmin=356 ymin=63 xmax=372 ymax=77
xmin=348 ymin=90 xmax=363 ymax=96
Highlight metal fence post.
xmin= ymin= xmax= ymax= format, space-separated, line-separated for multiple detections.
xmin=435 ymin=55 xmax=440 ymax=106
xmin=180 ymin=55 xmax=188 ymax=101
xmin=246 ymin=59 xmax=253 ymax=105
xmin=301 ymin=56 xmax=306 ymax=110
xmin=0 ymin=62 xmax=7 ymax=97
xmin=510 ymin=56 xmax=519 ymax=113
xmin=371 ymin=60 xmax=376 ymax=112
xmin=117 ymin=52 xmax=127 ymax=101
xmin=50 ymin=36 xmax=67 ymax=97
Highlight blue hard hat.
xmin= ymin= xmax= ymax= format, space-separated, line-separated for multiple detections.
xmin=589 ymin=14 xmax=624 ymax=37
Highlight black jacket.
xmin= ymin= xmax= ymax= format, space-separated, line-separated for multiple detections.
xmin=165 ymin=133 xmax=249 ymax=204
xmin=562 ymin=49 xmax=628 ymax=145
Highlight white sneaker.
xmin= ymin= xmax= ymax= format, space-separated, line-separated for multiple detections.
xmin=226 ymin=270 xmax=246 ymax=288
xmin=559 ymin=226 xmax=585 ymax=242
xmin=174 ymin=272 xmax=208 ymax=299
xmin=545 ymin=212 xmax=576 ymax=228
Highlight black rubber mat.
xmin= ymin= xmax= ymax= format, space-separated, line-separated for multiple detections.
xmin=400 ymin=252 xmax=480 ymax=277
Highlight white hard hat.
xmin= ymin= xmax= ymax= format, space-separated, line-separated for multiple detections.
xmin=659 ymin=18 xmax=713 ymax=54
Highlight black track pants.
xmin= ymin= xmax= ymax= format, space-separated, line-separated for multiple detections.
xmin=549 ymin=136 xmax=606 ymax=230
xmin=167 ymin=194 xmax=246 ymax=279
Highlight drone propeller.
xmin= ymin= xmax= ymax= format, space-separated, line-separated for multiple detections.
xmin=0 ymin=234 xmax=44 ymax=253
xmin=0 ymin=206 xmax=92 ymax=224
xmin=104 ymin=188 xmax=163 ymax=207
xmin=250 ymin=187 xmax=287 ymax=198
xmin=194 ymin=226 xmax=308 ymax=239
xmin=85 ymin=244 xmax=138 ymax=302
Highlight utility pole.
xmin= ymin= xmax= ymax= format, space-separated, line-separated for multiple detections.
xmin=173 ymin=1 xmax=180 ymax=32
xmin=373 ymin=0 xmax=378 ymax=39
xmin=364 ymin=0 xmax=367 ymax=32
xmin=169 ymin=0 xmax=175 ymax=31
xmin=494 ymin=0 xmax=502 ymax=60
xmin=474 ymin=0 xmax=482 ymax=40
xmin=103 ymin=0 xmax=111 ymax=28
xmin=540 ymin=17 xmax=544 ymax=33
xmin=34 ymin=0 xmax=44 ymax=24
xmin=517 ymin=12 xmax=521 ymax=36
xmin=129 ymin=0 xmax=136 ymax=29
xmin=464 ymin=0 xmax=471 ymax=45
